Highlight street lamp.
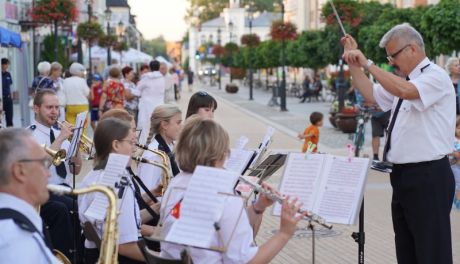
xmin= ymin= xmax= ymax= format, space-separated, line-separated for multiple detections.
xmin=247 ymin=4 xmax=255 ymax=100
xmin=217 ymin=27 xmax=222 ymax=90
xmin=104 ymin=7 xmax=112 ymax=66
xmin=86 ymin=0 xmax=93 ymax=75
xmin=279 ymin=1 xmax=288 ymax=111
xmin=117 ymin=20 xmax=125 ymax=41
xmin=228 ymin=21 xmax=234 ymax=43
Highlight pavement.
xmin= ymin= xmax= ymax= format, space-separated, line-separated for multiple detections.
xmin=4 ymin=80 xmax=460 ymax=263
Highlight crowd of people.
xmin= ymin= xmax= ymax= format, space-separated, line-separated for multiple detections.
xmin=0 ymin=22 xmax=459 ymax=264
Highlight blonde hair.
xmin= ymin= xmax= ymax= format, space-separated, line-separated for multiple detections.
xmin=445 ymin=57 xmax=459 ymax=76
xmin=175 ymin=116 xmax=230 ymax=173
xmin=146 ymin=104 xmax=182 ymax=145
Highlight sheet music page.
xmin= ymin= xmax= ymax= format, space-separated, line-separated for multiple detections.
xmin=250 ymin=127 xmax=275 ymax=167
xmin=84 ymin=154 xmax=130 ymax=220
xmin=66 ymin=111 xmax=88 ymax=159
xmin=165 ymin=166 xmax=239 ymax=249
xmin=313 ymin=156 xmax=370 ymax=225
xmin=234 ymin=136 xmax=249 ymax=150
xmin=224 ymin=148 xmax=254 ymax=174
xmin=273 ymin=153 xmax=326 ymax=216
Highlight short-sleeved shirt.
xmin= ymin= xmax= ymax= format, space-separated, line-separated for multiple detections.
xmin=91 ymin=84 xmax=103 ymax=108
xmin=102 ymin=80 xmax=125 ymax=110
xmin=78 ymin=169 xmax=141 ymax=249
xmin=373 ymin=58 xmax=455 ymax=164
xmin=63 ymin=76 xmax=90 ymax=105
xmin=31 ymin=76 xmax=54 ymax=92
xmin=29 ymin=120 xmax=72 ymax=185
xmin=138 ymin=138 xmax=165 ymax=191
xmin=2 ymin=71 xmax=12 ymax=97
xmin=160 ymin=172 xmax=259 ymax=263
xmin=122 ymin=79 xmax=139 ymax=110
xmin=0 ymin=193 xmax=60 ymax=264
xmin=302 ymin=125 xmax=319 ymax=153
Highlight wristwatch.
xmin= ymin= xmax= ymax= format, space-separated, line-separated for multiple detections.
xmin=364 ymin=59 xmax=374 ymax=71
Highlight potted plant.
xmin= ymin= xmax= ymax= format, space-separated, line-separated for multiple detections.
xmin=225 ymin=83 xmax=239 ymax=93
xmin=329 ymin=100 xmax=339 ymax=128
xmin=335 ymin=100 xmax=358 ymax=133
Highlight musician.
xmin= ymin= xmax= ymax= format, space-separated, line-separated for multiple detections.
xmin=78 ymin=118 xmax=157 ymax=263
xmin=185 ymin=91 xmax=217 ymax=119
xmin=30 ymin=88 xmax=83 ymax=260
xmin=138 ymin=104 xmax=182 ymax=190
xmin=0 ymin=128 xmax=60 ymax=263
xmin=160 ymin=116 xmax=306 ymax=263
xmin=342 ymin=23 xmax=455 ymax=263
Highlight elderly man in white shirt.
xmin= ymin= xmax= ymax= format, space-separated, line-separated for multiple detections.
xmin=342 ymin=23 xmax=455 ymax=264
xmin=0 ymin=128 xmax=60 ymax=264
xmin=63 ymin=62 xmax=90 ymax=132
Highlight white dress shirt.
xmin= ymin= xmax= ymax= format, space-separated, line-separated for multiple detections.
xmin=78 ymin=169 xmax=141 ymax=249
xmin=63 ymin=76 xmax=90 ymax=105
xmin=30 ymin=120 xmax=72 ymax=185
xmin=0 ymin=193 xmax=60 ymax=264
xmin=373 ymin=58 xmax=456 ymax=164
xmin=160 ymin=172 xmax=259 ymax=264
xmin=138 ymin=137 xmax=174 ymax=191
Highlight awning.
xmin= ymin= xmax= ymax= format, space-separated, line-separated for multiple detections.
xmin=0 ymin=27 xmax=21 ymax=48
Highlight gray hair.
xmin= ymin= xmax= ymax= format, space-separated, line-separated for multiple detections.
xmin=69 ymin=62 xmax=86 ymax=76
xmin=0 ymin=129 xmax=32 ymax=185
xmin=445 ymin=57 xmax=459 ymax=74
xmin=37 ymin=61 xmax=51 ymax=75
xmin=379 ymin=23 xmax=425 ymax=50
xmin=50 ymin=62 xmax=63 ymax=73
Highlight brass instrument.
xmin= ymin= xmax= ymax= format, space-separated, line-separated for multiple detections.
xmin=238 ymin=176 xmax=333 ymax=229
xmin=41 ymin=144 xmax=66 ymax=166
xmin=57 ymin=120 xmax=94 ymax=155
xmin=132 ymin=156 xmax=170 ymax=195
xmin=135 ymin=143 xmax=172 ymax=173
xmin=47 ymin=184 xmax=119 ymax=264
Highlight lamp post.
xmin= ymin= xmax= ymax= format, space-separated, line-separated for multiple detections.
xmin=117 ymin=20 xmax=125 ymax=64
xmin=279 ymin=1 xmax=288 ymax=111
xmin=247 ymin=4 xmax=254 ymax=100
xmin=86 ymin=0 xmax=93 ymax=75
xmin=104 ymin=7 xmax=112 ymax=66
xmin=228 ymin=21 xmax=234 ymax=43
xmin=217 ymin=27 xmax=222 ymax=90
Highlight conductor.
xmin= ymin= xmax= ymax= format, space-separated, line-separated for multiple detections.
xmin=341 ymin=23 xmax=455 ymax=264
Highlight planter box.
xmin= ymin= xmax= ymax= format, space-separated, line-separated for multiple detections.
xmin=329 ymin=112 xmax=338 ymax=128
xmin=225 ymin=83 xmax=239 ymax=93
xmin=336 ymin=113 xmax=358 ymax=133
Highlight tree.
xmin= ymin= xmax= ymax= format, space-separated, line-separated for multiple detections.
xmin=41 ymin=34 xmax=68 ymax=67
xmin=421 ymin=0 xmax=460 ymax=56
xmin=295 ymin=30 xmax=330 ymax=71
xmin=141 ymin=36 xmax=168 ymax=58
xmin=185 ymin=0 xmax=227 ymax=26
xmin=77 ymin=21 xmax=104 ymax=43
xmin=31 ymin=0 xmax=77 ymax=60
xmin=222 ymin=42 xmax=239 ymax=67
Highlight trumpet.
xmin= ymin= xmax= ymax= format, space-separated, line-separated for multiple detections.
xmin=135 ymin=143 xmax=172 ymax=172
xmin=132 ymin=156 xmax=170 ymax=196
xmin=238 ymin=176 xmax=333 ymax=229
xmin=48 ymin=184 xmax=119 ymax=264
xmin=41 ymin=144 xmax=66 ymax=166
xmin=57 ymin=120 xmax=94 ymax=155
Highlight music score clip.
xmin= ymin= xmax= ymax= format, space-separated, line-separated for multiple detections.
xmin=347 ymin=144 xmax=354 ymax=162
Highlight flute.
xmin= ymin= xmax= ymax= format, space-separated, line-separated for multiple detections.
xmin=238 ymin=177 xmax=333 ymax=229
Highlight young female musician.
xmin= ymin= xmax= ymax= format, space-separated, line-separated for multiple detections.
xmin=160 ymin=116 xmax=307 ymax=263
xmin=137 ymin=104 xmax=182 ymax=191
xmin=78 ymin=118 xmax=155 ymax=263
xmin=185 ymin=91 xmax=217 ymax=119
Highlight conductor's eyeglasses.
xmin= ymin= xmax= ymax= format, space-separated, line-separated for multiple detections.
xmin=18 ymin=158 xmax=52 ymax=169
xmin=387 ymin=44 xmax=411 ymax=62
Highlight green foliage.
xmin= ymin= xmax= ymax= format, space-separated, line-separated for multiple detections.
xmin=294 ymin=30 xmax=331 ymax=70
xmin=222 ymin=42 xmax=239 ymax=67
xmin=421 ymin=0 xmax=460 ymax=56
xmin=98 ymin=34 xmax=117 ymax=48
xmin=241 ymin=0 xmax=276 ymax=12
xmin=41 ymin=34 xmax=68 ymax=66
xmin=141 ymin=36 xmax=167 ymax=58
xmin=77 ymin=21 xmax=104 ymax=41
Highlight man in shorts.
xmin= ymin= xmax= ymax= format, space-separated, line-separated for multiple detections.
xmin=372 ymin=109 xmax=391 ymax=161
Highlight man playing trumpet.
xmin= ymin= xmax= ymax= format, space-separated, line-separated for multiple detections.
xmin=29 ymin=89 xmax=83 ymax=261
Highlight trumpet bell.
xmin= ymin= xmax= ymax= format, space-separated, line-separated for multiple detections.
xmin=41 ymin=144 xmax=66 ymax=166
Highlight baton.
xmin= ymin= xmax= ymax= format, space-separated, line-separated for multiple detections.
xmin=329 ymin=1 xmax=347 ymax=36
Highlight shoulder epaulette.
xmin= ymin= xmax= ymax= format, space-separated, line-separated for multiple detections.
xmin=27 ymin=125 xmax=36 ymax=131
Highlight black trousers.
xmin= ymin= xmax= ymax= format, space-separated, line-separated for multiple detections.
xmin=2 ymin=96 xmax=13 ymax=127
xmin=390 ymin=156 xmax=455 ymax=264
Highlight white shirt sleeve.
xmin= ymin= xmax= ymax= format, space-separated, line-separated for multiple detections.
xmin=138 ymin=150 xmax=163 ymax=191
xmin=409 ymin=72 xmax=448 ymax=111
xmin=373 ymin=83 xmax=394 ymax=112
xmin=117 ymin=185 xmax=141 ymax=244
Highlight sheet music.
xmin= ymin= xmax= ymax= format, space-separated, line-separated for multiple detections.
xmin=250 ymin=127 xmax=274 ymax=167
xmin=165 ymin=166 xmax=239 ymax=249
xmin=313 ymin=156 xmax=370 ymax=225
xmin=66 ymin=111 xmax=88 ymax=159
xmin=224 ymin=148 xmax=254 ymax=174
xmin=273 ymin=153 xmax=326 ymax=216
xmin=84 ymin=154 xmax=130 ymax=220
xmin=234 ymin=136 xmax=249 ymax=150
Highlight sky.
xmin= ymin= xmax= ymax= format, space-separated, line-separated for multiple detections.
xmin=129 ymin=0 xmax=189 ymax=41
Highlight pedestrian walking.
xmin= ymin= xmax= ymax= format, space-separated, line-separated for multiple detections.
xmin=62 ymin=63 xmax=90 ymax=132
xmin=342 ymin=23 xmax=455 ymax=264
xmin=1 ymin=58 xmax=13 ymax=127
xmin=445 ymin=57 xmax=460 ymax=115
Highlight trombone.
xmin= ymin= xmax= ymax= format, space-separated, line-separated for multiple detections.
xmin=56 ymin=120 xmax=94 ymax=155
xmin=41 ymin=144 xmax=66 ymax=166
xmin=132 ymin=156 xmax=170 ymax=196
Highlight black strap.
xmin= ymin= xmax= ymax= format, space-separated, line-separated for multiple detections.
xmin=0 ymin=208 xmax=53 ymax=250
xmin=126 ymin=167 xmax=158 ymax=204
xmin=154 ymin=134 xmax=180 ymax=176
xmin=382 ymin=63 xmax=431 ymax=162
xmin=50 ymin=129 xmax=67 ymax=178
xmin=126 ymin=167 xmax=159 ymax=220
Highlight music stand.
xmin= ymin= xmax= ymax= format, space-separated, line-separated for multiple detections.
xmin=247 ymin=154 xmax=287 ymax=182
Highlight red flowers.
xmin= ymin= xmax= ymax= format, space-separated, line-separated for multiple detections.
xmin=270 ymin=21 xmax=298 ymax=41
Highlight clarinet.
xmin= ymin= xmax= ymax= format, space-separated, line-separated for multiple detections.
xmin=238 ymin=177 xmax=333 ymax=229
